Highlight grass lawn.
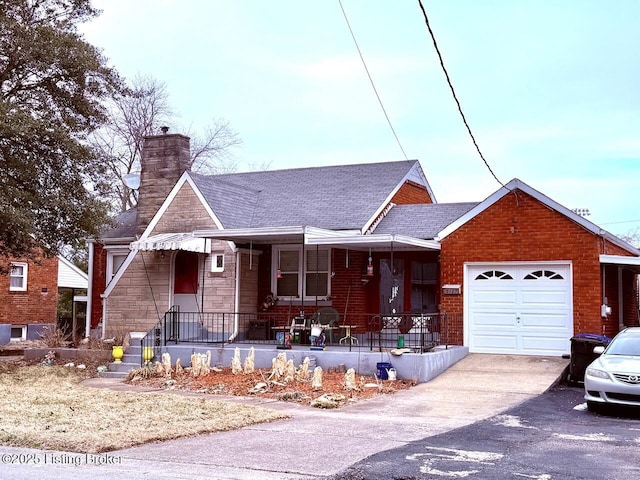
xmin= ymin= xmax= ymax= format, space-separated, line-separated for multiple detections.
xmin=0 ymin=364 xmax=288 ymax=453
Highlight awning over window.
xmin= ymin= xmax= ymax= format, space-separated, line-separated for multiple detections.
xmin=130 ymin=233 xmax=211 ymax=253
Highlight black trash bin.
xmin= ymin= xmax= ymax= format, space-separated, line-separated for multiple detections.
xmin=568 ymin=333 xmax=611 ymax=385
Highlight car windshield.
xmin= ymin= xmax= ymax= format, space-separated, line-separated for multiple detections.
xmin=605 ymin=336 xmax=640 ymax=356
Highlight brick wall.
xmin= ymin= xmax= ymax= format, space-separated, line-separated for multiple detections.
xmin=391 ymin=180 xmax=433 ymax=204
xmin=439 ymin=190 xmax=613 ymax=344
xmin=0 ymin=255 xmax=58 ymax=326
xmin=90 ymin=242 xmax=107 ymax=328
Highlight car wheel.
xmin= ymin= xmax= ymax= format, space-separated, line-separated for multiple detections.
xmin=587 ymin=401 xmax=601 ymax=413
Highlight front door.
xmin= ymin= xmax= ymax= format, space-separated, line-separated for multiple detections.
xmin=173 ymin=251 xmax=200 ymax=312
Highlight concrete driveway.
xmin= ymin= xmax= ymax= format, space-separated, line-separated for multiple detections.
xmin=115 ymin=354 xmax=569 ymax=479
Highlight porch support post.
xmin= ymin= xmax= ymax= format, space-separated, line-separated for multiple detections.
xmin=618 ymin=266 xmax=624 ymax=331
xmin=86 ymin=241 xmax=94 ymax=338
xmin=229 ymin=249 xmax=241 ymax=342
xmin=201 ymin=254 xmax=205 ymax=314
xmin=301 ymin=230 xmax=305 ymax=314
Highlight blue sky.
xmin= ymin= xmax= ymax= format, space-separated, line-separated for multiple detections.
xmin=82 ymin=1 xmax=640 ymax=236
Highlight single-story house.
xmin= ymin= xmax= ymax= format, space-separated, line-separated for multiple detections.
xmin=88 ymin=131 xmax=640 ymax=357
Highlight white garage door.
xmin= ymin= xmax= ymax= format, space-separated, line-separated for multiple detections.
xmin=466 ymin=263 xmax=573 ymax=355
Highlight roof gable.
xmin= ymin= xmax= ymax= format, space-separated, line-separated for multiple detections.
xmin=437 ymin=178 xmax=640 ymax=255
xmin=141 ymin=173 xmax=224 ymax=238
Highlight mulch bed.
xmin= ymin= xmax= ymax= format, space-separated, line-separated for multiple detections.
xmin=128 ymin=367 xmax=415 ymax=407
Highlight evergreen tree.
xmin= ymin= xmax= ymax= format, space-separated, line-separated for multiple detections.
xmin=0 ymin=0 xmax=122 ymax=264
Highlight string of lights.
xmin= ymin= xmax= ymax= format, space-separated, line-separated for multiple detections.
xmin=417 ymin=0 xmax=506 ymax=189
xmin=338 ymin=0 xmax=410 ymax=161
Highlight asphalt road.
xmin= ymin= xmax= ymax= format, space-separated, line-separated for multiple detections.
xmin=326 ymin=384 xmax=640 ymax=480
xmin=2 ymin=377 xmax=637 ymax=480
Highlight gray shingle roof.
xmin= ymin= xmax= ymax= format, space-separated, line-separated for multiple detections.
xmin=191 ymin=160 xmax=421 ymax=230
xmin=374 ymin=203 xmax=478 ymax=239
xmin=100 ymin=206 xmax=138 ymax=240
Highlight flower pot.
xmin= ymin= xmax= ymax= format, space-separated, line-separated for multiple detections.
xmin=112 ymin=345 xmax=124 ymax=364
xmin=142 ymin=347 xmax=154 ymax=364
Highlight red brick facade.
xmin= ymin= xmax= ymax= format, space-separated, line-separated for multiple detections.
xmin=439 ymin=190 xmax=637 ymax=345
xmin=90 ymin=243 xmax=108 ymax=329
xmin=0 ymin=256 xmax=58 ymax=326
xmin=391 ymin=180 xmax=433 ymax=205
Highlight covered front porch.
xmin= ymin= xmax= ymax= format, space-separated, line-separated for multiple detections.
xmin=127 ymin=225 xmax=464 ymax=381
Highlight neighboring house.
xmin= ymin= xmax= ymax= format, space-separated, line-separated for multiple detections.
xmin=88 ymin=131 xmax=640 ymax=356
xmin=0 ymin=254 xmax=88 ymax=344
xmin=57 ymin=255 xmax=90 ymax=338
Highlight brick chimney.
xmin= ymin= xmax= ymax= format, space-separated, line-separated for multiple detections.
xmin=137 ymin=128 xmax=190 ymax=234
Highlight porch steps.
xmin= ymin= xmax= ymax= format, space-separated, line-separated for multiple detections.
xmin=99 ymin=342 xmax=142 ymax=379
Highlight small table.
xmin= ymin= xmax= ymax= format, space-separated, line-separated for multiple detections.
xmin=339 ymin=325 xmax=358 ymax=345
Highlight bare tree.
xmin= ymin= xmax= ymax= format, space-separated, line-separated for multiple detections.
xmin=618 ymin=227 xmax=640 ymax=248
xmin=90 ymin=74 xmax=242 ymax=212
xmin=189 ymin=120 xmax=243 ymax=175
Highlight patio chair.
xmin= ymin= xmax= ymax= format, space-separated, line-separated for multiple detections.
xmin=311 ymin=307 xmax=340 ymax=344
xmin=289 ymin=315 xmax=309 ymax=343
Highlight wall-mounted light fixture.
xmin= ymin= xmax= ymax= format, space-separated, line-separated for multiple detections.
xmin=366 ymin=248 xmax=374 ymax=277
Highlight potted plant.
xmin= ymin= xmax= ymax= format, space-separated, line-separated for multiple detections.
xmin=108 ymin=329 xmax=130 ymax=364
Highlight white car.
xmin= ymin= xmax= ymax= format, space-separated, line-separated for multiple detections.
xmin=584 ymin=327 xmax=640 ymax=411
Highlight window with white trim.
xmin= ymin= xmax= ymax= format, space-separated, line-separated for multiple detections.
xmin=211 ymin=253 xmax=224 ymax=272
xmin=10 ymin=326 xmax=26 ymax=342
xmin=9 ymin=262 xmax=28 ymax=291
xmin=272 ymin=246 xmax=331 ymax=300
xmin=106 ymin=249 xmax=129 ymax=282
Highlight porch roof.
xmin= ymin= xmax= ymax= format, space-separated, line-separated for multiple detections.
xmin=600 ymin=254 xmax=640 ymax=273
xmin=130 ymin=232 xmax=211 ymax=253
xmin=305 ymin=233 xmax=440 ymax=251
xmin=194 ymin=226 xmax=440 ymax=251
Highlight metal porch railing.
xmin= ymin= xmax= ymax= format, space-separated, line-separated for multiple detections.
xmin=138 ymin=307 xmax=459 ymax=365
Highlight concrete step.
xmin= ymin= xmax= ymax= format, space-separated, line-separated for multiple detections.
xmin=98 ymin=370 xmax=130 ymax=379
xmin=122 ymin=346 xmax=141 ymax=364
xmin=98 ymin=332 xmax=148 ymax=379
xmin=107 ymin=361 xmax=139 ymax=373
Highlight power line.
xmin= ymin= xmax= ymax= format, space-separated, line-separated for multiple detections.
xmin=338 ymin=0 xmax=409 ymax=161
xmin=417 ymin=0 xmax=505 ymax=189
xmin=599 ymin=219 xmax=640 ymax=226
